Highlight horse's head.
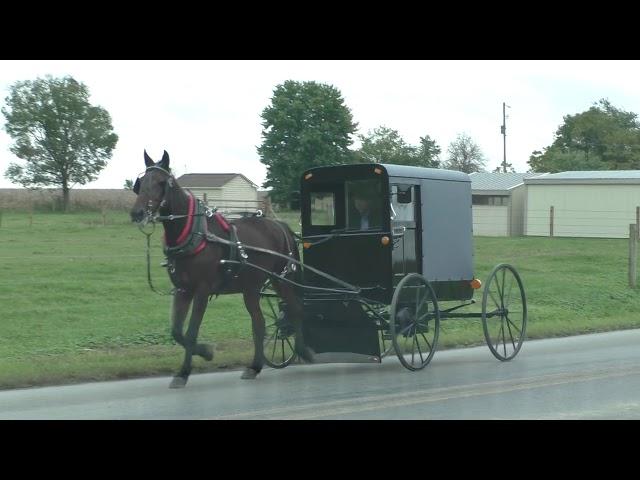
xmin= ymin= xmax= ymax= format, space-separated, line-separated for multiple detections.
xmin=130 ymin=150 xmax=173 ymax=223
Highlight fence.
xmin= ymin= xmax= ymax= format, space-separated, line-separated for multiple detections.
xmin=200 ymin=195 xmax=272 ymax=219
xmin=631 ymin=224 xmax=638 ymax=288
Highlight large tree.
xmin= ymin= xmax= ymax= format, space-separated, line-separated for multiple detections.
xmin=2 ymin=75 xmax=118 ymax=211
xmin=414 ymin=135 xmax=441 ymax=168
xmin=357 ymin=127 xmax=441 ymax=167
xmin=357 ymin=126 xmax=415 ymax=164
xmin=528 ymin=98 xmax=640 ymax=172
xmin=443 ymin=133 xmax=486 ymax=173
xmin=258 ymin=80 xmax=358 ymax=206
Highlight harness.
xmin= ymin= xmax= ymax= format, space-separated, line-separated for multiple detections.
xmin=162 ymin=192 xmax=208 ymax=259
xmin=136 ymin=165 xmax=296 ymax=295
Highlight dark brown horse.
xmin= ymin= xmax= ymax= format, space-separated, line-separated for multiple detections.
xmin=130 ymin=150 xmax=311 ymax=388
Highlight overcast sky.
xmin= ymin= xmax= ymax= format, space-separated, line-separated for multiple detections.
xmin=1 ymin=60 xmax=640 ymax=189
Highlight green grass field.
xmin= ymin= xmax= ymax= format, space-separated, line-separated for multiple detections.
xmin=0 ymin=210 xmax=638 ymax=389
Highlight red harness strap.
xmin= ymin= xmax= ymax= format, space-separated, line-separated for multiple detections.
xmin=213 ymin=212 xmax=231 ymax=233
xmin=175 ymin=193 xmax=196 ymax=244
xmin=163 ymin=193 xmax=206 ymax=255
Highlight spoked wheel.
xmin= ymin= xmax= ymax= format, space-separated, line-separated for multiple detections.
xmin=390 ymin=273 xmax=440 ymax=371
xmin=482 ymin=263 xmax=527 ymax=361
xmin=260 ymin=280 xmax=296 ymax=368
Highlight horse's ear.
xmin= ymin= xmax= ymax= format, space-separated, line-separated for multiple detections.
xmin=160 ymin=150 xmax=170 ymax=170
xmin=144 ymin=150 xmax=154 ymax=167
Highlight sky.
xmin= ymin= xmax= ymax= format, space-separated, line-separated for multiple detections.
xmin=1 ymin=60 xmax=640 ymax=190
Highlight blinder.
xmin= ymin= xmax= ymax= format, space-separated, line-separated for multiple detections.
xmin=133 ymin=177 xmax=141 ymax=195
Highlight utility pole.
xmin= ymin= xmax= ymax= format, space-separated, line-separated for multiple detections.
xmin=500 ymin=102 xmax=507 ymax=173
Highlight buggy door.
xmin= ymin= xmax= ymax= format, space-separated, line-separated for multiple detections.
xmin=391 ymin=183 xmax=421 ymax=287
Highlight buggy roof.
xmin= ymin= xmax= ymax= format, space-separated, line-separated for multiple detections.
xmin=381 ymin=164 xmax=471 ymax=182
xmin=302 ymin=163 xmax=471 ymax=183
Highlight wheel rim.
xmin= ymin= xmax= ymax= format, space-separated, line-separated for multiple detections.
xmin=481 ymin=264 xmax=527 ymax=361
xmin=260 ymin=281 xmax=296 ymax=368
xmin=390 ymin=273 xmax=439 ymax=371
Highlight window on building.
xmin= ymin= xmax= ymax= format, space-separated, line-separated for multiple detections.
xmin=473 ymin=195 xmax=509 ymax=206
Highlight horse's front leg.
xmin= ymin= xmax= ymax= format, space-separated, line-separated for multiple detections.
xmin=170 ymin=287 xmax=212 ymax=389
xmin=241 ymin=288 xmax=265 ymax=379
xmin=170 ymin=289 xmax=193 ymax=349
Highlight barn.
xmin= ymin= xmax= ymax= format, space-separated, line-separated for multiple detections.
xmin=469 ymin=172 xmax=543 ymax=236
xmin=524 ymin=170 xmax=640 ymax=238
xmin=176 ymin=173 xmax=260 ymax=215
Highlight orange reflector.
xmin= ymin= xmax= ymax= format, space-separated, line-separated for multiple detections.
xmin=381 ymin=236 xmax=390 ymax=246
xmin=303 ymin=242 xmax=312 ymax=249
xmin=304 ymin=173 xmax=313 ymax=180
xmin=374 ymin=167 xmax=382 ymax=175
xmin=470 ymin=278 xmax=482 ymax=289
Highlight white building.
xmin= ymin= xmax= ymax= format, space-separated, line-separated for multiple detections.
xmin=176 ymin=173 xmax=260 ymax=215
xmin=524 ymin=170 xmax=640 ymax=238
xmin=470 ymin=172 xmax=544 ymax=236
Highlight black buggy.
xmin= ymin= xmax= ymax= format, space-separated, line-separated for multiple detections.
xmin=257 ymin=163 xmax=528 ymax=371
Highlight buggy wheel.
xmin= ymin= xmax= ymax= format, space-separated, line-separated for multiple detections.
xmin=482 ymin=263 xmax=527 ymax=361
xmin=260 ymin=280 xmax=296 ymax=368
xmin=390 ymin=273 xmax=440 ymax=371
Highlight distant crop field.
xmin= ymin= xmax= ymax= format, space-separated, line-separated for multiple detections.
xmin=0 ymin=210 xmax=638 ymax=389
xmin=0 ymin=188 xmax=136 ymax=212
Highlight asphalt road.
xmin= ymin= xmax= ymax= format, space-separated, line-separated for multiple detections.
xmin=2 ymin=329 xmax=640 ymax=419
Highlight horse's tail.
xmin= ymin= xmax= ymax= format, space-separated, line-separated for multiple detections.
xmin=276 ymin=220 xmax=301 ymax=262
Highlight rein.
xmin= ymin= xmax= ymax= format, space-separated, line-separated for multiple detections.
xmin=138 ymin=221 xmax=173 ymax=296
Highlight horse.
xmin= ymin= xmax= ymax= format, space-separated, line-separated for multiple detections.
xmin=130 ymin=150 xmax=312 ymax=388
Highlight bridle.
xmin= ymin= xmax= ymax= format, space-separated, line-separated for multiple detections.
xmin=134 ymin=165 xmax=206 ymax=226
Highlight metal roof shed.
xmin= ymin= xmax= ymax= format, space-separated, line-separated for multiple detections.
xmin=524 ymin=170 xmax=640 ymax=238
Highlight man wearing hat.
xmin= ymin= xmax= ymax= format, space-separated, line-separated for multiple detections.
xmin=349 ymin=182 xmax=382 ymax=230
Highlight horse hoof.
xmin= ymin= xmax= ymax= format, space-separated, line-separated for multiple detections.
xmin=169 ymin=376 xmax=188 ymax=389
xmin=241 ymin=368 xmax=259 ymax=380
xmin=298 ymin=347 xmax=316 ymax=364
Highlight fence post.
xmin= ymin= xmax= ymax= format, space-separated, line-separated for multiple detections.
xmin=630 ymin=224 xmax=638 ymax=289
xmin=102 ymin=205 xmax=107 ymax=226
xmin=203 ymin=193 xmax=207 ymax=207
xmin=636 ymin=206 xmax=639 ymax=240
xmin=549 ymin=206 xmax=554 ymax=237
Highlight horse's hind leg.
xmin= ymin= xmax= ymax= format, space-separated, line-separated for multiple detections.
xmin=274 ymin=280 xmax=314 ymax=363
xmin=170 ymin=288 xmax=211 ymax=389
xmin=241 ymin=288 xmax=265 ymax=379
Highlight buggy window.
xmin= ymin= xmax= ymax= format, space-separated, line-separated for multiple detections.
xmin=391 ymin=185 xmax=416 ymax=222
xmin=346 ymin=179 xmax=383 ymax=231
xmin=310 ymin=192 xmax=336 ymax=226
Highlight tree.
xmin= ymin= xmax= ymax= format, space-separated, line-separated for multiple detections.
xmin=443 ymin=133 xmax=486 ymax=173
xmin=124 ymin=179 xmax=134 ymax=190
xmin=2 ymin=75 xmax=118 ymax=211
xmin=414 ymin=135 xmax=441 ymax=168
xmin=257 ymin=80 xmax=358 ymax=206
xmin=528 ymin=98 xmax=640 ymax=172
xmin=493 ymin=163 xmax=515 ymax=173
xmin=357 ymin=127 xmax=441 ymax=167
xmin=357 ymin=126 xmax=415 ymax=165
